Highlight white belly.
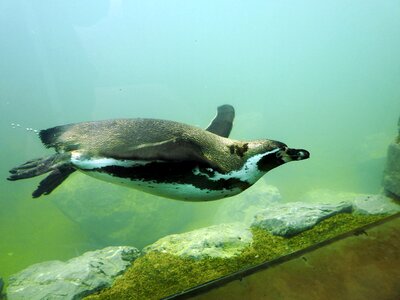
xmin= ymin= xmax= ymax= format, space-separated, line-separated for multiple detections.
xmin=69 ymin=151 xmax=271 ymax=201
xmin=80 ymin=170 xmax=243 ymax=201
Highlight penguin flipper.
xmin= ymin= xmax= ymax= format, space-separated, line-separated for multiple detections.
xmin=102 ymin=138 xmax=221 ymax=170
xmin=206 ymin=104 xmax=235 ymax=138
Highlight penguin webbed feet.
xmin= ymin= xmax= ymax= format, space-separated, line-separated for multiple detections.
xmin=7 ymin=154 xmax=76 ymax=198
xmin=31 ymin=166 xmax=76 ymax=198
xmin=8 ymin=155 xmax=60 ymax=181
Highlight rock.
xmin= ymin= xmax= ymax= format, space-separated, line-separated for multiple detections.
xmin=7 ymin=246 xmax=140 ymax=300
xmin=0 ymin=278 xmax=4 ymax=297
xmin=301 ymin=189 xmax=400 ymax=214
xmin=143 ymin=223 xmax=253 ymax=259
xmin=51 ymin=175 xmax=221 ymax=249
xmin=213 ymin=182 xmax=281 ymax=225
xmin=251 ymin=202 xmax=353 ymax=237
xmin=352 ymin=194 xmax=400 ymax=215
xmin=382 ymin=115 xmax=400 ymax=198
xmin=383 ymin=143 xmax=400 ymax=198
xmin=397 ymin=115 xmax=400 ymax=135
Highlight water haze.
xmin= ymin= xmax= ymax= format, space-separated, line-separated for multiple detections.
xmin=0 ymin=0 xmax=399 ymax=284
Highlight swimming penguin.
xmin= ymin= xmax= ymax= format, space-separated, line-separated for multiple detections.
xmin=7 ymin=105 xmax=309 ymax=201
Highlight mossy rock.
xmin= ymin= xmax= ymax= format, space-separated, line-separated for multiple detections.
xmin=86 ymin=213 xmax=384 ymax=300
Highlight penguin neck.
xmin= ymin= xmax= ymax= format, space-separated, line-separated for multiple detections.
xmin=195 ymin=148 xmax=280 ymax=185
xmin=239 ymin=148 xmax=280 ymax=183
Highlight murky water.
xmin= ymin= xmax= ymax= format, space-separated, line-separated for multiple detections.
xmin=0 ymin=0 xmax=399 ymax=286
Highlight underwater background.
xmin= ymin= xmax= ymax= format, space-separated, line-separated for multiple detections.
xmin=0 ymin=0 xmax=399 ymax=285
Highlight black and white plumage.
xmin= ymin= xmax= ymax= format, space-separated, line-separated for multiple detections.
xmin=8 ymin=105 xmax=309 ymax=201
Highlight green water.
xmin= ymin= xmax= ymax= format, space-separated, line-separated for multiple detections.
xmin=0 ymin=0 xmax=399 ymax=285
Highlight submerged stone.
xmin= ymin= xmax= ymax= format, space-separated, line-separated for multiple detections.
xmin=52 ymin=179 xmax=194 ymax=249
xmin=0 ymin=278 xmax=4 ymax=298
xmin=143 ymin=223 xmax=253 ymax=259
xmin=382 ymin=115 xmax=400 ymax=198
xmin=383 ymin=142 xmax=400 ymax=198
xmin=7 ymin=246 xmax=140 ymax=300
xmin=86 ymin=214 xmax=385 ymax=300
xmin=301 ymin=189 xmax=400 ymax=215
xmin=352 ymin=194 xmax=400 ymax=215
xmin=251 ymin=202 xmax=353 ymax=236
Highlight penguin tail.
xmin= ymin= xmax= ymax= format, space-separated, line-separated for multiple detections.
xmin=7 ymin=153 xmax=76 ymax=198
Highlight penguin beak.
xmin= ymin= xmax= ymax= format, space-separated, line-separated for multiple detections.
xmin=286 ymin=148 xmax=310 ymax=161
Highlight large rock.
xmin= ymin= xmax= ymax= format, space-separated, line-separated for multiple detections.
xmin=7 ymin=246 xmax=140 ymax=300
xmin=143 ymin=223 xmax=253 ymax=259
xmin=251 ymin=202 xmax=353 ymax=237
xmin=352 ymin=194 xmax=400 ymax=215
xmin=0 ymin=278 xmax=4 ymax=298
xmin=301 ymin=189 xmax=400 ymax=215
xmin=51 ymin=175 xmax=213 ymax=249
xmin=382 ymin=115 xmax=400 ymax=198
xmin=383 ymin=143 xmax=400 ymax=198
xmin=213 ymin=182 xmax=281 ymax=225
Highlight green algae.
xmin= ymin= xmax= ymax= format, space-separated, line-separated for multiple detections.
xmin=86 ymin=213 xmax=385 ymax=300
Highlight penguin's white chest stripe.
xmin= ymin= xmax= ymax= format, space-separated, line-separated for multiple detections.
xmin=70 ymin=152 xmax=158 ymax=169
xmin=193 ymin=148 xmax=279 ymax=184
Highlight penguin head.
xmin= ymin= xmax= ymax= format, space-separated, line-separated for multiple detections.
xmin=251 ymin=140 xmax=310 ymax=172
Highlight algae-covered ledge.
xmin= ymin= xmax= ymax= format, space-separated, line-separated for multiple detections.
xmin=5 ymin=191 xmax=398 ymax=300
xmin=85 ymin=213 xmax=385 ymax=300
